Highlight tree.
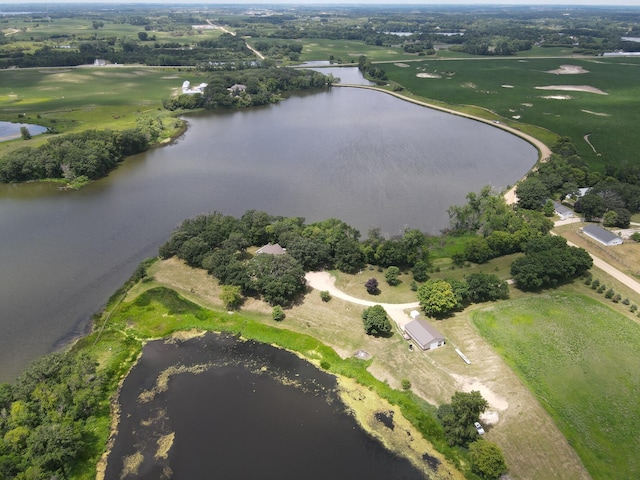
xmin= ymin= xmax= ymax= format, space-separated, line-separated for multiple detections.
xmin=516 ymin=176 xmax=549 ymax=210
xmin=511 ymin=235 xmax=592 ymax=290
xmin=220 ymin=285 xmax=243 ymax=310
xmin=466 ymin=273 xmax=509 ymax=302
xmin=412 ymin=260 xmax=429 ymax=282
xmin=361 ymin=305 xmax=392 ymax=336
xmin=438 ymin=390 xmax=489 ymax=447
xmin=417 ymin=280 xmax=458 ymax=317
xmin=384 ymin=266 xmax=401 ymax=286
xmin=469 ymin=440 xmax=508 ymax=479
xmin=319 ymin=290 xmax=331 ymax=302
xmin=20 ymin=127 xmax=31 ymax=140
xmin=365 ymin=277 xmax=379 ymax=295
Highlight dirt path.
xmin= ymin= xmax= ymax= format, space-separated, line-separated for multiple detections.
xmin=305 ymin=271 xmax=419 ymax=328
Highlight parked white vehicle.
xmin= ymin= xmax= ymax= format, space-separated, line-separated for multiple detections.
xmin=474 ymin=421 xmax=485 ymax=435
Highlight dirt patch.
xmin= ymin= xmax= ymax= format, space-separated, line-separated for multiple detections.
xmin=416 ymin=72 xmax=441 ymax=79
xmin=535 ymin=85 xmax=607 ymax=95
xmin=546 ymin=64 xmax=590 ymax=75
xmin=394 ymin=63 xmax=410 ymax=68
xmin=501 ymin=84 xmax=514 ymax=88
xmin=451 ymin=374 xmax=509 ymax=411
xmin=521 ymin=103 xmax=533 ymax=107
xmin=540 ymin=95 xmax=572 ymax=100
xmin=582 ymin=109 xmax=610 ymax=117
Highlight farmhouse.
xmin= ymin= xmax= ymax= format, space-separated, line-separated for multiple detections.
xmin=227 ymin=84 xmax=247 ymax=96
xmin=582 ymin=224 xmax=623 ymax=246
xmin=256 ymin=243 xmax=286 ymax=255
xmin=404 ymin=311 xmax=445 ymax=351
xmin=93 ymin=59 xmax=107 ymax=66
xmin=181 ymin=81 xmax=208 ymax=95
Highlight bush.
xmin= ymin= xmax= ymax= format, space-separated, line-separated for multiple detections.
xmin=605 ymin=288 xmax=615 ymax=299
xmin=319 ymin=290 xmax=331 ymax=302
xmin=361 ymin=305 xmax=392 ymax=336
xmin=410 ymin=280 xmax=418 ymax=291
xmin=631 ymin=304 xmax=637 ymax=312
xmin=597 ymin=285 xmax=606 ymax=294
xmin=385 ymin=266 xmax=401 ymax=286
xmin=469 ymin=440 xmax=508 ymax=480
xmin=613 ymin=293 xmax=622 ymax=303
xmin=365 ymin=277 xmax=380 ymax=295
xmin=272 ymin=305 xmax=285 ymax=321
xmin=401 ymin=378 xmax=411 ymax=390
xmin=622 ymin=298 xmax=630 ymax=305
xmin=631 ymin=232 xmax=640 ymax=242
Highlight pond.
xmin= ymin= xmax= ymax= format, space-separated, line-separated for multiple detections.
xmin=0 ymin=120 xmax=47 ymax=141
xmin=103 ymin=333 xmax=429 ymax=479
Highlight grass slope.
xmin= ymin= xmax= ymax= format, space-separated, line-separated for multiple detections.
xmin=473 ymin=294 xmax=640 ymax=480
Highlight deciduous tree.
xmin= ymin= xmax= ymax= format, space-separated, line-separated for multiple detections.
xmin=361 ymin=305 xmax=392 ymax=336
xmin=417 ymin=280 xmax=457 ymax=317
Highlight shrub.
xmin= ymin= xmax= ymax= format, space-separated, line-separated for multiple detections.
xmin=365 ymin=277 xmax=380 ymax=295
xmin=605 ymin=288 xmax=615 ymax=299
xmin=410 ymin=280 xmax=418 ymax=291
xmin=401 ymin=378 xmax=412 ymax=390
xmin=385 ymin=266 xmax=401 ymax=286
xmin=613 ymin=294 xmax=622 ymax=303
xmin=631 ymin=304 xmax=637 ymax=313
xmin=320 ymin=290 xmax=331 ymax=302
xmin=597 ymin=285 xmax=606 ymax=294
xmin=622 ymin=298 xmax=630 ymax=305
xmin=272 ymin=305 xmax=285 ymax=321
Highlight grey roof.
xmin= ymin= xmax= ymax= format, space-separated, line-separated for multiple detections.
xmin=553 ymin=201 xmax=573 ymax=218
xmin=404 ymin=319 xmax=444 ymax=349
xmin=256 ymin=243 xmax=286 ymax=255
xmin=582 ymin=224 xmax=621 ymax=245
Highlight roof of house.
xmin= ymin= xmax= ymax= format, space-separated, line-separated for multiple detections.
xmin=404 ymin=318 xmax=444 ymax=347
xmin=553 ymin=201 xmax=574 ymax=218
xmin=582 ymin=224 xmax=621 ymax=245
xmin=256 ymin=243 xmax=286 ymax=255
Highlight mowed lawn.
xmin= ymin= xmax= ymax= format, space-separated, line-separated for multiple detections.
xmin=382 ymin=56 xmax=640 ymax=170
xmin=472 ymin=294 xmax=640 ymax=480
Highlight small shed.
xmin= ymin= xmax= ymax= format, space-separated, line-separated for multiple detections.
xmin=404 ymin=318 xmax=445 ymax=351
xmin=256 ymin=243 xmax=286 ymax=255
xmin=582 ymin=224 xmax=623 ymax=246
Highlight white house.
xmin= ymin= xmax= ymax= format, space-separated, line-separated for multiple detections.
xmin=582 ymin=224 xmax=623 ymax=246
xmin=256 ymin=243 xmax=286 ymax=255
xmin=553 ymin=201 xmax=574 ymax=220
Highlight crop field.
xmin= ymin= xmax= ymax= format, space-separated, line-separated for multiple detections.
xmin=473 ymin=294 xmax=640 ymax=480
xmin=0 ymin=66 xmax=204 ymax=153
xmin=381 ymin=56 xmax=640 ymax=170
xmin=298 ymin=38 xmax=418 ymax=64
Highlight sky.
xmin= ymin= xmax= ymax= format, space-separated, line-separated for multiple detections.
xmin=3 ymin=0 xmax=640 ymax=6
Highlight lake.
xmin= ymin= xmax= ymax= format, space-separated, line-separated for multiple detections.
xmin=0 ymin=72 xmax=537 ymax=381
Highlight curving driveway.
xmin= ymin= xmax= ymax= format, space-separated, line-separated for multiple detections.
xmin=305 ymin=271 xmax=419 ymax=329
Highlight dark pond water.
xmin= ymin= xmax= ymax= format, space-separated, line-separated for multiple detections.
xmin=104 ymin=333 xmax=427 ymax=480
xmin=0 ymin=72 xmax=537 ymax=380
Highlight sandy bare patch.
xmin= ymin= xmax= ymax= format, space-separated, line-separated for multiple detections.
xmin=3 ymin=28 xmax=21 ymax=36
xmin=582 ymin=109 xmax=611 ymax=117
xmin=512 ymin=115 xmax=521 ymax=119
xmin=347 ymin=52 xmax=366 ymax=56
xmin=462 ymin=82 xmax=477 ymax=89
xmin=521 ymin=103 xmax=533 ymax=107
xmin=394 ymin=63 xmax=410 ymax=68
xmin=161 ymin=76 xmax=180 ymax=79
xmin=546 ymin=64 xmax=589 ymax=75
xmin=501 ymin=84 xmax=514 ymax=88
xmin=451 ymin=374 xmax=509 ymax=411
xmin=535 ymin=85 xmax=607 ymax=95
xmin=541 ymin=95 xmax=572 ymax=100
xmin=416 ymin=72 xmax=441 ymax=79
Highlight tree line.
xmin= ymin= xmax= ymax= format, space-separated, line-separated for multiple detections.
xmin=0 ymin=128 xmax=149 ymax=184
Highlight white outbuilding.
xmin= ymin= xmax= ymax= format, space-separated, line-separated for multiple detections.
xmin=582 ymin=224 xmax=623 ymax=246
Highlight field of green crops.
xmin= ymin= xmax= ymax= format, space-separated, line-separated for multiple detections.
xmin=381 ymin=56 xmax=640 ymax=171
xmin=473 ymin=294 xmax=640 ymax=480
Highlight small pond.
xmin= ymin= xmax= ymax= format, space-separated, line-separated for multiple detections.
xmin=0 ymin=121 xmax=47 ymax=141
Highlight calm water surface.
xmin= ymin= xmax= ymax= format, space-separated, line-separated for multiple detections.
xmin=104 ymin=333 xmax=427 ymax=479
xmin=0 ymin=78 xmax=537 ymax=380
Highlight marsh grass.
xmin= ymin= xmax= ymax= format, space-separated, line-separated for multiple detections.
xmin=473 ymin=294 xmax=640 ymax=479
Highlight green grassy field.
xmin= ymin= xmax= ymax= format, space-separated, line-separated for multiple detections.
xmin=380 ymin=56 xmax=640 ymax=170
xmin=298 ymin=38 xmax=420 ymax=64
xmin=473 ymin=294 xmax=640 ymax=480
xmin=0 ymin=66 xmax=204 ymax=154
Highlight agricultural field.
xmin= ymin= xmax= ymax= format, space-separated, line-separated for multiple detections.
xmin=0 ymin=66 xmax=203 ymax=154
xmin=381 ymin=56 xmax=640 ymax=171
xmin=473 ymin=294 xmax=640 ymax=480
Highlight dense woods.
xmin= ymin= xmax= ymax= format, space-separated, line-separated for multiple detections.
xmin=0 ymin=129 xmax=149 ymax=184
